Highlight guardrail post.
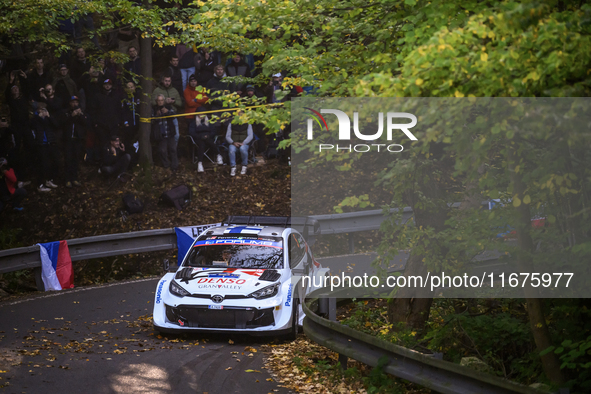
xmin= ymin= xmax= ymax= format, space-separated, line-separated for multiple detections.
xmin=328 ymin=297 xmax=336 ymax=322
xmin=33 ymin=267 xmax=45 ymax=291
xmin=328 ymin=298 xmax=348 ymax=369
xmin=348 ymin=233 xmax=354 ymax=254
xmin=318 ymin=298 xmax=329 ymax=316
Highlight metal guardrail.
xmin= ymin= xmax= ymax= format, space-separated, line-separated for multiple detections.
xmin=0 ymin=229 xmax=177 ymax=275
xmin=312 ymin=207 xmax=413 ymax=235
xmin=303 ymin=288 xmax=545 ymax=394
xmin=0 ymin=209 xmax=405 ymax=277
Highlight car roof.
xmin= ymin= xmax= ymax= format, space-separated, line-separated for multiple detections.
xmin=202 ymin=225 xmax=291 ymax=238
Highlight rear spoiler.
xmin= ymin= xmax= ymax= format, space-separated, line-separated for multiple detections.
xmin=223 ymin=216 xmax=320 ymax=245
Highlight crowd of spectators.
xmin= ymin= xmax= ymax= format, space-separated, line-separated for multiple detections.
xmin=1 ymin=32 xmax=295 ymax=213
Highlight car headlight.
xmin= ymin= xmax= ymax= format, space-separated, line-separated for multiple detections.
xmin=170 ymin=280 xmax=190 ymax=297
xmin=248 ymin=283 xmax=279 ymax=300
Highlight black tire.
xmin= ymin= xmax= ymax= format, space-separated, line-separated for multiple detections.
xmin=287 ymin=298 xmax=300 ymax=341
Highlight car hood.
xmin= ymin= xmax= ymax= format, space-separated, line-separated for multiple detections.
xmin=174 ymin=267 xmax=279 ymax=295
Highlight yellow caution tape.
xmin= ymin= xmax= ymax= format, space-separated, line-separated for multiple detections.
xmin=138 ymin=103 xmax=284 ymax=123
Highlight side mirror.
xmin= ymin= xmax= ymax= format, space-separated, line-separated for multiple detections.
xmin=291 ymin=268 xmax=305 ymax=276
xmin=163 ymin=259 xmax=177 ymax=273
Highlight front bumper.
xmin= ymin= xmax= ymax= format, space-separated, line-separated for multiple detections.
xmin=165 ymin=304 xmax=276 ymax=329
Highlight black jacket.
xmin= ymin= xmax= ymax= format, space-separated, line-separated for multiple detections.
xmin=27 ymin=69 xmax=52 ymax=101
xmin=61 ymin=108 xmax=88 ymax=141
xmin=93 ymin=89 xmax=121 ymax=131
xmin=102 ymin=146 xmax=126 ymax=166
xmin=167 ymin=65 xmax=183 ymax=95
xmin=123 ymin=57 xmax=141 ymax=79
xmin=205 ymin=74 xmax=230 ymax=111
xmin=226 ymin=60 xmax=251 ymax=93
xmin=195 ymin=53 xmax=216 ymax=86
xmin=31 ymin=115 xmax=58 ymax=145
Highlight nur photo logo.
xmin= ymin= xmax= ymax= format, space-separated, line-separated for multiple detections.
xmin=304 ymin=108 xmax=418 ymax=153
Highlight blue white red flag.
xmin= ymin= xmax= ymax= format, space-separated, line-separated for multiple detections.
xmin=38 ymin=240 xmax=74 ymax=291
xmin=175 ymin=223 xmax=221 ymax=266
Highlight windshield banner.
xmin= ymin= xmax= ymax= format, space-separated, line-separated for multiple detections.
xmin=175 ymin=223 xmax=222 ymax=266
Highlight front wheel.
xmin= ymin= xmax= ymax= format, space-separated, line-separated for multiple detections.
xmin=287 ymin=298 xmax=300 ymax=341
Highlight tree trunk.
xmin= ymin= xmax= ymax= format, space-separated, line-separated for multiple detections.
xmin=508 ymin=148 xmax=565 ymax=386
xmin=388 ymin=251 xmax=433 ymax=331
xmin=138 ymin=1 xmax=153 ymax=166
xmin=388 ymin=163 xmax=449 ymax=331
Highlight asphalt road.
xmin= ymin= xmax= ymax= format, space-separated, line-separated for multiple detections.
xmin=0 ymin=278 xmax=291 ymax=394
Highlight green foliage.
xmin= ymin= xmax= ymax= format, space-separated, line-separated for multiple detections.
xmin=424 ymin=299 xmax=540 ymax=383
xmin=342 ymin=299 xmax=547 ymax=384
xmin=334 ymin=194 xmax=373 ymax=214
xmin=550 ymin=337 xmax=591 ymax=392
xmin=0 ymin=227 xmax=22 ymax=249
xmin=364 ymin=356 xmax=403 ymax=394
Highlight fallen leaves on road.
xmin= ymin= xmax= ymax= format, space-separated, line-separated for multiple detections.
xmin=263 ymin=336 xmax=429 ymax=394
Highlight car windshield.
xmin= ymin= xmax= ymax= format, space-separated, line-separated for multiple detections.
xmin=183 ymin=237 xmax=284 ymax=269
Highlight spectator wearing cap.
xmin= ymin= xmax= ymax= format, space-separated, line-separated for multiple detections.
xmin=30 ymin=105 xmax=60 ymax=192
xmin=225 ymin=53 xmax=251 ymax=95
xmin=100 ymin=135 xmax=130 ymax=177
xmin=92 ymin=78 xmax=121 ymax=146
xmin=151 ymin=75 xmax=183 ymax=112
xmin=62 ymin=96 xmax=87 ymax=187
xmin=0 ymin=157 xmax=27 ymax=211
xmin=189 ymin=112 xmax=223 ymax=173
xmin=242 ymin=84 xmax=262 ymax=100
xmin=265 ymin=73 xmax=284 ymax=104
xmin=184 ymin=74 xmax=208 ymax=125
xmin=52 ymin=64 xmax=78 ymax=108
xmin=152 ymin=94 xmax=179 ymax=173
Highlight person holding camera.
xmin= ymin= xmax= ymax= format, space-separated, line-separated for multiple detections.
xmin=100 ymin=135 xmax=131 ymax=177
xmin=152 ymin=94 xmax=179 ymax=173
xmin=151 ymin=75 xmax=183 ymax=112
xmin=265 ymin=73 xmax=284 ymax=104
xmin=38 ymin=84 xmax=64 ymax=114
xmin=62 ymin=96 xmax=87 ymax=188
xmin=0 ymin=157 xmax=27 ymax=212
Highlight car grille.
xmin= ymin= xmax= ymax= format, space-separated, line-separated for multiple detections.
xmin=186 ymin=293 xmax=249 ymax=300
xmin=165 ymin=305 xmax=275 ymax=329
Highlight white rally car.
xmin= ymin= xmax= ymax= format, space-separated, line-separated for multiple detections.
xmin=153 ymin=216 xmax=328 ymax=336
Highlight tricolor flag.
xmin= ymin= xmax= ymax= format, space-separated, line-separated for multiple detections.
xmin=38 ymin=240 xmax=74 ymax=291
xmin=175 ymin=223 xmax=221 ymax=266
